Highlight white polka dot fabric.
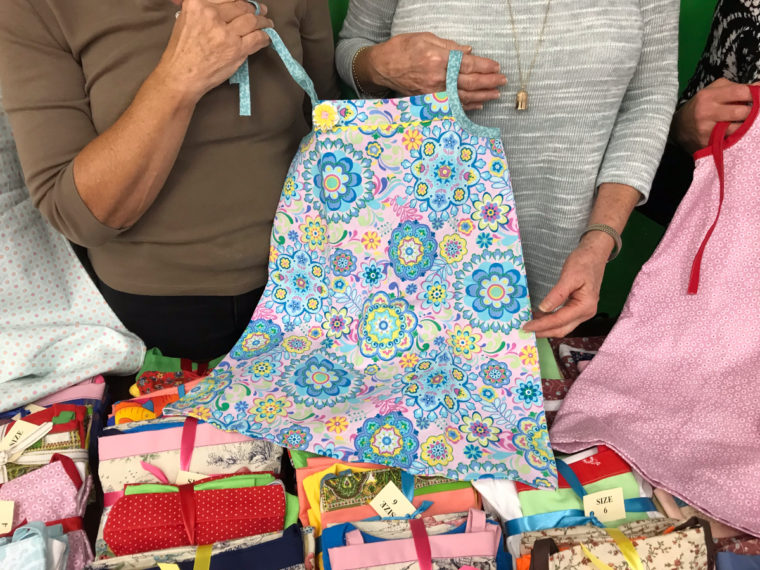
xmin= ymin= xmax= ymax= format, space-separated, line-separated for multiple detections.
xmin=550 ymin=89 xmax=760 ymax=537
xmin=0 ymin=93 xmax=144 ymax=412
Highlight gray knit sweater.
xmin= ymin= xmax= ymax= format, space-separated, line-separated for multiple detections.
xmin=336 ymin=0 xmax=679 ymax=304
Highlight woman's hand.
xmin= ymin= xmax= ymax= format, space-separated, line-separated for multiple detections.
xmin=523 ymin=234 xmax=609 ymax=338
xmin=156 ymin=0 xmax=273 ymax=105
xmin=358 ymin=32 xmax=506 ymax=110
xmin=523 ymin=182 xmax=641 ymax=338
xmin=672 ymin=78 xmax=755 ymax=154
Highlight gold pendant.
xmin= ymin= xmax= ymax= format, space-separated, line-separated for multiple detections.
xmin=515 ymin=88 xmax=528 ymax=110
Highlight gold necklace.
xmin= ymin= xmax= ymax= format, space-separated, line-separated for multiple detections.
xmin=505 ymin=0 xmax=553 ymax=110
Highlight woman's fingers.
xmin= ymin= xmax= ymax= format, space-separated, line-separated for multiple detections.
xmin=458 ymin=72 xmax=507 ymax=91
xmin=216 ymin=0 xmax=259 ymax=23
xmin=460 ymin=54 xmax=501 ymax=75
xmin=227 ymin=13 xmax=273 ymax=38
xmin=459 ymin=88 xmax=500 ymax=106
xmin=240 ymin=28 xmax=271 ymax=54
xmin=713 ymin=82 xmax=754 ymax=104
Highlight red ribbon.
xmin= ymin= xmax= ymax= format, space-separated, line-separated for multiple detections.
xmin=409 ymin=518 xmax=432 ymax=570
xmin=688 ymin=84 xmax=760 ymax=294
xmin=178 ymin=483 xmax=196 ymax=545
xmin=687 ymin=120 xmax=730 ymax=295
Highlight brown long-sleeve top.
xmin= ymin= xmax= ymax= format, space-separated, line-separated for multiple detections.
xmin=0 ymin=0 xmax=338 ymax=295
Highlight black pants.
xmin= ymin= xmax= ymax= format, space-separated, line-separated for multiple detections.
xmin=99 ymin=281 xmax=264 ymax=361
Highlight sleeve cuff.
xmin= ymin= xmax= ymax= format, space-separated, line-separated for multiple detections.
xmin=43 ymin=163 xmax=124 ymax=248
xmin=335 ymin=37 xmax=378 ymax=98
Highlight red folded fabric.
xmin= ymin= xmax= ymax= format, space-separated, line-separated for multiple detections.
xmin=103 ymin=480 xmax=286 ymax=555
xmin=515 ymin=446 xmax=630 ymax=492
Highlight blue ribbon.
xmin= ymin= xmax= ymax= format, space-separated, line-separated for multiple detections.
xmin=507 ymin=509 xmax=604 ymax=535
xmin=506 ymin=460 xmax=658 ymax=535
xmin=400 ymin=470 xmax=416 ymax=503
xmin=360 ymin=500 xmax=434 ymax=522
xmin=228 ymin=0 xmax=260 ymax=116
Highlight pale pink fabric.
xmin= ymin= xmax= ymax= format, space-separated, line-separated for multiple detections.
xmin=550 ymin=86 xmax=760 ymax=537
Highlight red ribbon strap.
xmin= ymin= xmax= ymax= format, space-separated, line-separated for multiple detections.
xmin=409 ymin=518 xmax=432 ymax=570
xmin=180 ymin=417 xmax=199 ymax=472
xmin=178 ymin=483 xmax=196 ymax=545
xmin=687 ymin=120 xmax=730 ymax=295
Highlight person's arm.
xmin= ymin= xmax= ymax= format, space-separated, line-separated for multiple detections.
xmin=335 ymin=0 xmax=397 ymax=94
xmin=524 ymin=0 xmax=679 ymax=338
xmin=523 ymin=183 xmax=640 ymax=338
xmin=672 ymin=78 xmax=754 ymax=154
xmin=336 ymin=0 xmax=505 ymax=110
xmin=671 ymin=0 xmax=758 ymax=155
xmin=0 ymin=0 xmax=271 ymax=247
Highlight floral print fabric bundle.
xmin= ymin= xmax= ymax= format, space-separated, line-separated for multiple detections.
xmin=166 ymin=39 xmax=556 ymax=485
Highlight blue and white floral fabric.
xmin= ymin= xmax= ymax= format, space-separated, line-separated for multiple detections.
xmin=166 ymin=34 xmax=556 ymax=485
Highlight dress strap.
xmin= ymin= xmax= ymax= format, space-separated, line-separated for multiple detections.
xmin=444 ymin=49 xmax=500 ymax=139
xmin=263 ymin=28 xmax=319 ymax=108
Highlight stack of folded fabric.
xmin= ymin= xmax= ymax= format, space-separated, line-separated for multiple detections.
xmin=0 ymin=377 xmax=108 ymax=569
xmin=90 ymin=373 xmax=304 ymax=569
xmin=127 ymin=349 xmax=224 ymax=399
xmin=294 ymin=454 xmax=481 ymax=537
xmin=0 ymin=454 xmax=93 ymax=569
xmin=521 ymin=517 xmax=714 ymax=569
xmin=321 ymin=508 xmax=507 ymax=570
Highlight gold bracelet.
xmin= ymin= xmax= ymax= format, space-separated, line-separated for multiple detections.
xmin=352 ymin=46 xmax=390 ymax=98
xmin=580 ymin=224 xmax=622 ymax=262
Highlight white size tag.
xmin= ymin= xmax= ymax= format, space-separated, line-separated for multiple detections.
xmin=583 ymin=487 xmax=626 ymax=523
xmin=0 ymin=501 xmax=15 ymax=534
xmin=369 ymin=481 xmax=416 ymax=518
xmin=0 ymin=420 xmax=39 ymax=451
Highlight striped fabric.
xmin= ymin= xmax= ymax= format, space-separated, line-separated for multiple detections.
xmin=336 ymin=0 xmax=679 ymax=304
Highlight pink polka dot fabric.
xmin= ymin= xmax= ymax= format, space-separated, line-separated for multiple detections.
xmin=0 ymin=456 xmax=94 ymax=569
xmin=0 ymin=94 xmax=144 ymax=413
xmin=550 ymin=87 xmax=760 ymax=537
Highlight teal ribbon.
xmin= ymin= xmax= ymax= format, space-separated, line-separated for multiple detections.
xmin=228 ymin=0 xmax=260 ymax=116
xmin=400 ymin=470 xmax=416 ymax=503
xmin=505 ymin=460 xmax=657 ymax=535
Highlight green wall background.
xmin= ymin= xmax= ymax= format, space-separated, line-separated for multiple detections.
xmin=327 ymin=0 xmax=720 ymax=317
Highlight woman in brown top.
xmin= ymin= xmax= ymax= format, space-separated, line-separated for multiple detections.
xmin=0 ymin=0 xmax=339 ymax=360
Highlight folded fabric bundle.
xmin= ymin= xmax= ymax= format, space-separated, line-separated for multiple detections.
xmin=512 ymin=518 xmax=679 ymax=569
xmin=475 ymin=446 xmax=658 ymax=535
xmin=322 ymin=509 xmax=504 ymax=570
xmin=103 ymin=473 xmax=298 ymax=556
xmin=0 ymin=404 xmax=91 ymax=483
xmin=135 ymin=349 xmax=223 ymax=387
xmin=130 ymin=348 xmax=225 ymax=398
xmin=0 ymin=454 xmax=93 ymax=569
xmin=300 ymin=459 xmax=479 ymax=535
xmin=529 ymin=517 xmax=715 ymax=570
xmin=0 ymin=522 xmax=69 ymax=570
xmin=33 ymin=377 xmax=106 ymax=408
xmin=96 ymin=417 xmax=283 ymax=558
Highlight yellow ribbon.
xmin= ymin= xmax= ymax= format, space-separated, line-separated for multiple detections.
xmin=580 ymin=528 xmax=644 ymax=570
xmin=194 ymin=544 xmax=213 ymax=570
xmin=157 ymin=565 xmax=180 ymax=570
